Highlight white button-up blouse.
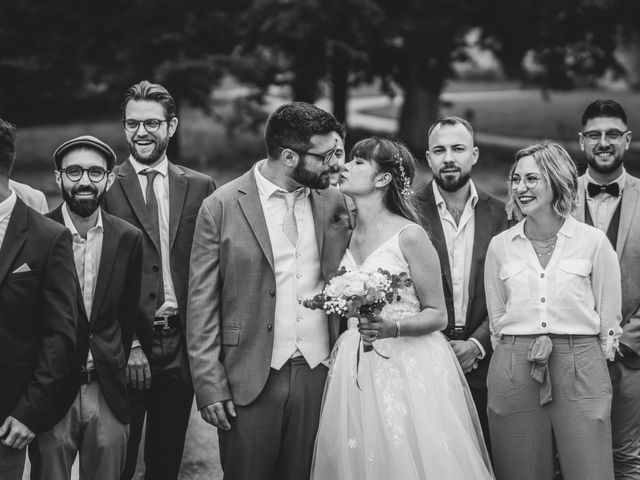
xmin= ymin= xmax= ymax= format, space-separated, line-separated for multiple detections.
xmin=484 ymin=215 xmax=622 ymax=360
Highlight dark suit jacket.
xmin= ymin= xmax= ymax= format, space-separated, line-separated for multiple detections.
xmin=187 ymin=168 xmax=351 ymax=408
xmin=0 ymin=198 xmax=77 ymax=433
xmin=47 ymin=206 xmax=143 ymax=423
xmin=417 ymin=181 xmax=507 ymax=388
xmin=102 ymin=159 xmax=216 ymax=354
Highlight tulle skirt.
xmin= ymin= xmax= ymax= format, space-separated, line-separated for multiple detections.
xmin=310 ymin=325 xmax=494 ymax=480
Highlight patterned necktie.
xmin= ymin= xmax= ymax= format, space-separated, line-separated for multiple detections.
xmin=275 ymin=189 xmax=304 ymax=245
xmin=587 ymin=182 xmax=620 ymax=197
xmin=140 ymin=169 xmax=165 ymax=308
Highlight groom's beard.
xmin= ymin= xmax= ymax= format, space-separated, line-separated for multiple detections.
xmin=292 ymin=157 xmax=332 ymax=189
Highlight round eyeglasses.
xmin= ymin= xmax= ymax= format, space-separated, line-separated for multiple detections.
xmin=59 ymin=166 xmax=109 ymax=183
xmin=509 ymin=175 xmax=542 ymax=190
xmin=122 ymin=119 xmax=168 ymax=133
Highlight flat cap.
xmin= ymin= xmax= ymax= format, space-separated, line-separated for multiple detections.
xmin=53 ymin=135 xmax=116 ymax=170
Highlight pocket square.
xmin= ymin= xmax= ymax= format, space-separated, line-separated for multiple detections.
xmin=12 ymin=263 xmax=31 ymax=274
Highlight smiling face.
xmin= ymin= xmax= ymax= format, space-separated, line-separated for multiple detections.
xmin=579 ymin=116 xmax=630 ymax=179
xmin=124 ymin=100 xmax=178 ymax=167
xmin=427 ymin=123 xmax=478 ymax=192
xmin=56 ymin=148 xmax=114 ymax=217
xmin=511 ymin=155 xmax=553 ymax=219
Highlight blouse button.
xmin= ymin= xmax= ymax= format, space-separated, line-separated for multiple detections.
xmin=541 ymin=297 xmax=546 ymax=303
xmin=542 ymin=322 xmax=547 ymax=328
xmin=609 ymin=330 xmax=614 ymax=335
xmin=540 ymin=273 xmax=545 ymax=278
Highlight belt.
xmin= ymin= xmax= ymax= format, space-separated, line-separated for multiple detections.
xmin=444 ymin=326 xmax=466 ymax=341
xmin=80 ymin=368 xmax=98 ymax=384
xmin=153 ymin=314 xmax=180 ymax=330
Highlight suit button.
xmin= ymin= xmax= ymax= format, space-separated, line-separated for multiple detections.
xmin=269 ymin=290 xmax=275 ymax=297
xmin=267 ymin=324 xmax=273 ymax=331
xmin=150 ymin=292 xmax=156 ymax=300
xmin=152 ymin=265 xmax=160 ymax=272
xmin=89 ymin=332 xmax=93 ymax=339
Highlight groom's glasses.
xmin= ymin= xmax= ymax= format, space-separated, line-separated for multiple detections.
xmin=280 ymin=141 xmax=342 ymax=165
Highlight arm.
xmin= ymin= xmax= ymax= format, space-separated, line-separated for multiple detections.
xmin=186 ymin=200 xmax=234 ymax=428
xmin=591 ymin=235 xmax=622 ymax=360
xmin=120 ymin=230 xmax=143 ymax=360
xmin=11 ymin=228 xmax=77 ymax=432
xmin=362 ymin=226 xmax=447 ymax=340
xmin=483 ymin=238 xmax=506 ymax=350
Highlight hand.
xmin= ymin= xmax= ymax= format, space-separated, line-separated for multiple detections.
xmin=0 ymin=416 xmax=34 ymax=450
xmin=358 ymin=313 xmax=392 ymax=346
xmin=449 ymin=340 xmax=481 ymax=372
xmin=126 ymin=346 xmax=151 ymax=390
xmin=200 ymin=401 xmax=236 ymax=431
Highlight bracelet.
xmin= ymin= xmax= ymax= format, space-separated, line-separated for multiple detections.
xmin=394 ymin=320 xmax=401 ymax=338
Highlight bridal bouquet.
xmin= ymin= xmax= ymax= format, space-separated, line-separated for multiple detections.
xmin=302 ymin=266 xmax=412 ymax=352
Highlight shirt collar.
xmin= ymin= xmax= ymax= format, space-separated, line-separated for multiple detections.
xmin=254 ymin=160 xmax=310 ymax=199
xmin=129 ymin=155 xmax=169 ymax=177
xmin=584 ymin=168 xmax=626 ymax=193
xmin=62 ymin=203 xmax=103 ymax=237
xmin=509 ymin=215 xmax=578 ymax=241
xmin=432 ymin=179 xmax=479 ymax=211
xmin=0 ymin=191 xmax=17 ymax=223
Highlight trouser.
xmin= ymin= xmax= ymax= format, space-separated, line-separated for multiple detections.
xmin=488 ymin=334 xmax=614 ymax=480
xmin=470 ymin=384 xmax=492 ymax=459
xmin=218 ymin=357 xmax=328 ymax=480
xmin=609 ymin=360 xmax=640 ymax=479
xmin=29 ymin=382 xmax=129 ymax=480
xmin=121 ymin=326 xmax=194 ymax=480
xmin=0 ymin=442 xmax=26 ymax=480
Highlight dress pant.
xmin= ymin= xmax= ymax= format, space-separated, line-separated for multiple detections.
xmin=29 ymin=381 xmax=129 ymax=480
xmin=609 ymin=360 xmax=640 ymax=479
xmin=488 ymin=334 xmax=614 ymax=480
xmin=121 ymin=326 xmax=194 ymax=480
xmin=0 ymin=442 xmax=26 ymax=480
xmin=470 ymin=385 xmax=491 ymax=458
xmin=218 ymin=357 xmax=328 ymax=480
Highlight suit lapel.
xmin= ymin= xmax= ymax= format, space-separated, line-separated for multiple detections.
xmin=617 ymin=176 xmax=640 ymax=257
xmin=46 ymin=205 xmax=89 ymax=323
xmin=117 ymin=160 xmax=161 ymax=253
xmin=310 ymin=189 xmax=325 ymax=259
xmin=91 ymin=210 xmax=117 ymax=324
xmin=574 ymin=177 xmax=587 ymax=222
xmin=237 ymin=170 xmax=274 ymax=272
xmin=467 ymin=190 xmax=492 ymax=323
xmin=421 ymin=183 xmax=453 ymax=294
xmin=168 ymin=163 xmax=187 ymax=251
xmin=0 ymin=198 xmax=28 ymax=287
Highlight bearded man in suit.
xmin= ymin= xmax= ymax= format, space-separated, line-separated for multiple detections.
xmin=187 ymin=102 xmax=350 ymax=480
xmin=416 ymin=116 xmax=507 ymax=452
xmin=102 ymin=81 xmax=216 ymax=480
xmin=0 ymin=118 xmax=77 ymax=480
xmin=574 ymin=99 xmax=640 ymax=480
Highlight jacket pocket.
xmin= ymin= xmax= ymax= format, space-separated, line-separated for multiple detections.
xmin=222 ymin=326 xmax=240 ymax=346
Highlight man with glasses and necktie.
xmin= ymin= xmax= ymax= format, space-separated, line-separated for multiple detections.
xmin=102 ymin=81 xmax=216 ymax=480
xmin=186 ymin=102 xmax=350 ymax=480
xmin=29 ymin=135 xmax=143 ymax=480
xmin=574 ymin=99 xmax=640 ymax=479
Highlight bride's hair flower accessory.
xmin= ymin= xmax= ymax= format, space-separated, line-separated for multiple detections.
xmin=394 ymin=153 xmax=413 ymax=197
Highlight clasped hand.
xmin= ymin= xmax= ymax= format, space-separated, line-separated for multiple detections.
xmin=358 ymin=314 xmax=393 ymax=347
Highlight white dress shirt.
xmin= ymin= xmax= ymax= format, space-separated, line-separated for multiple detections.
xmin=0 ymin=191 xmax=17 ymax=250
xmin=433 ymin=181 xmax=485 ymax=358
xmin=254 ymin=161 xmax=329 ymax=369
xmin=62 ymin=204 xmax=103 ymax=371
xmin=485 ymin=215 xmax=622 ymax=360
xmin=129 ymin=156 xmax=178 ymax=317
xmin=584 ymin=169 xmax=625 ymax=232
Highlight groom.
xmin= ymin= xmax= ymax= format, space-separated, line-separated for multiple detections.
xmin=186 ymin=102 xmax=350 ymax=480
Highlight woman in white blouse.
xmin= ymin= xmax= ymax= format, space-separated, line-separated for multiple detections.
xmin=484 ymin=142 xmax=621 ymax=480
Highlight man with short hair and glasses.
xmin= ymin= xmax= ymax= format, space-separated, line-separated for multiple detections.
xmin=574 ymin=99 xmax=640 ymax=479
xmin=102 ymin=80 xmax=216 ymax=480
xmin=29 ymin=136 xmax=143 ymax=480
xmin=186 ymin=102 xmax=350 ymax=480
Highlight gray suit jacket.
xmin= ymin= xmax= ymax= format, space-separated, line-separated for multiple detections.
xmin=575 ymin=174 xmax=640 ymax=364
xmin=187 ymin=167 xmax=351 ymax=408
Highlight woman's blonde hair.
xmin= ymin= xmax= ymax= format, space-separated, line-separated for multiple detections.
xmin=506 ymin=142 xmax=578 ymax=221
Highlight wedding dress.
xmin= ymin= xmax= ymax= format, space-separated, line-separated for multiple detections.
xmin=310 ymin=224 xmax=494 ymax=480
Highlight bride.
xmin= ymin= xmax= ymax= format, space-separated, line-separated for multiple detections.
xmin=310 ymin=137 xmax=494 ymax=480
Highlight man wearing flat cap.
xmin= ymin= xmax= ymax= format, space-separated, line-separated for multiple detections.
xmin=102 ymin=81 xmax=216 ymax=480
xmin=29 ymin=135 xmax=143 ymax=480
xmin=0 ymin=119 xmax=77 ymax=480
